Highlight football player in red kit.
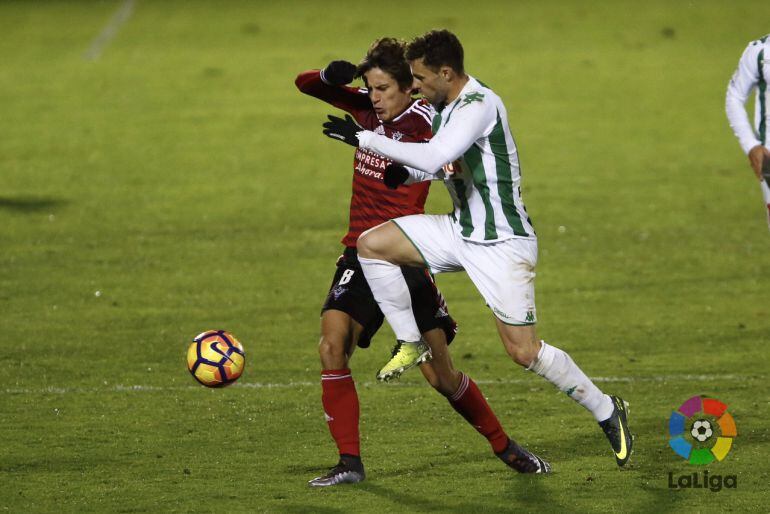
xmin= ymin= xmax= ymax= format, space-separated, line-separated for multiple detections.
xmin=296 ymin=38 xmax=548 ymax=487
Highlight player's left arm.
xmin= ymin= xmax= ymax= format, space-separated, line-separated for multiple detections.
xmin=295 ymin=62 xmax=371 ymax=115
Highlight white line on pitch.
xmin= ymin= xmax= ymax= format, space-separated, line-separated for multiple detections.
xmin=83 ymin=0 xmax=136 ymax=61
xmin=3 ymin=374 xmax=760 ymax=395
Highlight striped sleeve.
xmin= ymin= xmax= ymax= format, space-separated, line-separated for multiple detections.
xmin=295 ymin=69 xmax=371 ymax=116
xmin=358 ymin=98 xmax=495 ymax=174
xmin=726 ymin=41 xmax=763 ymax=154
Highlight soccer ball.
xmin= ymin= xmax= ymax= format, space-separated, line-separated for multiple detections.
xmin=186 ymin=330 xmax=245 ymax=387
xmin=691 ymin=419 xmax=713 ymax=442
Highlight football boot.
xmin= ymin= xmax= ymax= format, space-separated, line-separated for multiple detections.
xmin=599 ymin=395 xmax=633 ymax=467
xmin=376 ymin=340 xmax=431 ymax=382
xmin=495 ymin=439 xmax=551 ymax=474
xmin=308 ymin=455 xmax=365 ymax=487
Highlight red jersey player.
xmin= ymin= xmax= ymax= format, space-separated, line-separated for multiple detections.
xmin=297 ymin=38 xmax=542 ymax=487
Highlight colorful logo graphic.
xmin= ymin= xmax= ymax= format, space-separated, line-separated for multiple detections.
xmin=669 ymin=396 xmax=737 ymax=465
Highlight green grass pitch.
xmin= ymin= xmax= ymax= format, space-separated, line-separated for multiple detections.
xmin=1 ymin=0 xmax=769 ymax=512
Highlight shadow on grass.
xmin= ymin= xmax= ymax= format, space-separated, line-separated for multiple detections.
xmin=546 ymin=414 xmax=688 ymax=514
xmin=279 ymin=505 xmax=345 ymax=514
xmin=297 ymin=455 xmax=561 ymax=513
xmin=0 ymin=196 xmax=68 ymax=212
xmin=357 ymin=479 xmax=557 ymax=514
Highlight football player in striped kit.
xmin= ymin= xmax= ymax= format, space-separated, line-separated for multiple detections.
xmin=726 ymin=34 xmax=770 ymax=227
xmin=298 ymin=38 xmax=548 ymax=486
xmin=323 ymin=29 xmax=633 ymax=469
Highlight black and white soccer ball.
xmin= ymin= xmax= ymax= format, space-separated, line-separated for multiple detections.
xmin=691 ymin=419 xmax=713 ymax=442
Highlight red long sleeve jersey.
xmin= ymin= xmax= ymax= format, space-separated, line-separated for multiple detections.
xmin=295 ymin=70 xmax=434 ymax=247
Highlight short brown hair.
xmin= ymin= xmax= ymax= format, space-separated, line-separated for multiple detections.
xmin=356 ymin=37 xmax=413 ymax=90
xmin=405 ymin=29 xmax=464 ymax=74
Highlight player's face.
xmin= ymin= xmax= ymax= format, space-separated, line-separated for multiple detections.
xmin=363 ymin=67 xmax=412 ymax=122
xmin=409 ymin=58 xmax=449 ymax=107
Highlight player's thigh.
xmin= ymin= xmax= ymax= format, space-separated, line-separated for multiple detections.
xmin=390 ymin=214 xmax=463 ymax=273
xmin=460 ymin=237 xmax=538 ymax=326
xmin=357 ymin=221 xmax=424 ymax=267
xmin=320 ymin=256 xmax=384 ymax=357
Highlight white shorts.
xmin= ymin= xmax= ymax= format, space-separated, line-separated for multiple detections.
xmin=392 ymin=214 xmax=538 ymax=325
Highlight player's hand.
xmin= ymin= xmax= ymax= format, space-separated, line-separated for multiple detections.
xmin=322 ymin=114 xmax=361 ymax=147
xmin=321 ymin=61 xmax=357 ymax=86
xmin=384 ymin=163 xmax=409 ymax=189
xmin=748 ymin=145 xmax=770 ymax=180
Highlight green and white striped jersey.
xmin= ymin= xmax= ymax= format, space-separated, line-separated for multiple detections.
xmin=726 ymin=35 xmax=770 ymax=154
xmin=358 ymin=76 xmax=535 ymax=242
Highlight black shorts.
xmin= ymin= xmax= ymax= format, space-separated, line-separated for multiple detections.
xmin=321 ymin=247 xmax=457 ymax=349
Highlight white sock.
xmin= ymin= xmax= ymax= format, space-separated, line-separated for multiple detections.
xmin=528 ymin=341 xmax=614 ymax=422
xmin=358 ymin=257 xmax=421 ymax=342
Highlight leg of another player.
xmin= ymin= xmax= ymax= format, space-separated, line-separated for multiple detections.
xmin=420 ymin=326 xmax=549 ymax=472
xmin=357 ymin=221 xmax=425 ymax=343
xmin=418 ymin=327 xmax=461 ymax=396
xmin=494 ymin=319 xmax=613 ymax=422
xmin=309 ymin=310 xmax=366 ymax=487
xmin=419 ymin=328 xmax=508 ymax=452
xmin=496 ymin=319 xmax=634 ymax=466
xmin=319 ymin=309 xmax=361 ymax=369
xmin=358 ymin=220 xmax=425 ymax=266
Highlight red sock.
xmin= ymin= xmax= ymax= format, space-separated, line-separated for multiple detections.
xmin=448 ymin=373 xmax=509 ymax=454
xmin=321 ymin=369 xmax=360 ymax=457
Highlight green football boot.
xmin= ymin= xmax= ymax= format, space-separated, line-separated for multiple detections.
xmin=376 ymin=340 xmax=432 ymax=382
xmin=599 ymin=395 xmax=634 ymax=467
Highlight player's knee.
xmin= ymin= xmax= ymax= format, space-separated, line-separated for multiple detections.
xmin=318 ymin=334 xmax=348 ymax=368
xmin=509 ymin=349 xmax=534 ymax=367
xmin=356 ymin=229 xmax=379 ymax=259
xmin=504 ymin=338 xmax=539 ymax=367
xmin=357 ymin=223 xmax=395 ymax=260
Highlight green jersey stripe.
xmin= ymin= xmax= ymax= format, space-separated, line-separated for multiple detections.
xmin=451 ymin=177 xmax=474 ymax=236
xmin=757 ymin=49 xmax=767 ymax=145
xmin=489 ymin=111 xmax=528 ymax=236
xmin=431 ymin=112 xmax=442 ymax=135
xmin=386 ymin=76 xmax=535 ymax=242
xmin=463 ymin=144 xmax=498 ymax=239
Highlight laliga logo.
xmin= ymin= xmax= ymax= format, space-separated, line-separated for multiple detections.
xmin=668 ymin=395 xmax=737 ymax=464
xmin=667 ymin=395 xmax=738 ymax=492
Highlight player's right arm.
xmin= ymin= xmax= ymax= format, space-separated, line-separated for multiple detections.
xmin=357 ymin=95 xmax=496 ymax=175
xmin=403 ymin=166 xmax=438 ymax=184
xmin=384 ymin=164 xmax=442 ymax=189
xmin=725 ymin=40 xmax=766 ymax=178
xmin=295 ymin=61 xmax=371 ymax=115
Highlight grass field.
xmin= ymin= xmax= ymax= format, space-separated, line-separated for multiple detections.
xmin=2 ymin=0 xmax=769 ymax=512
